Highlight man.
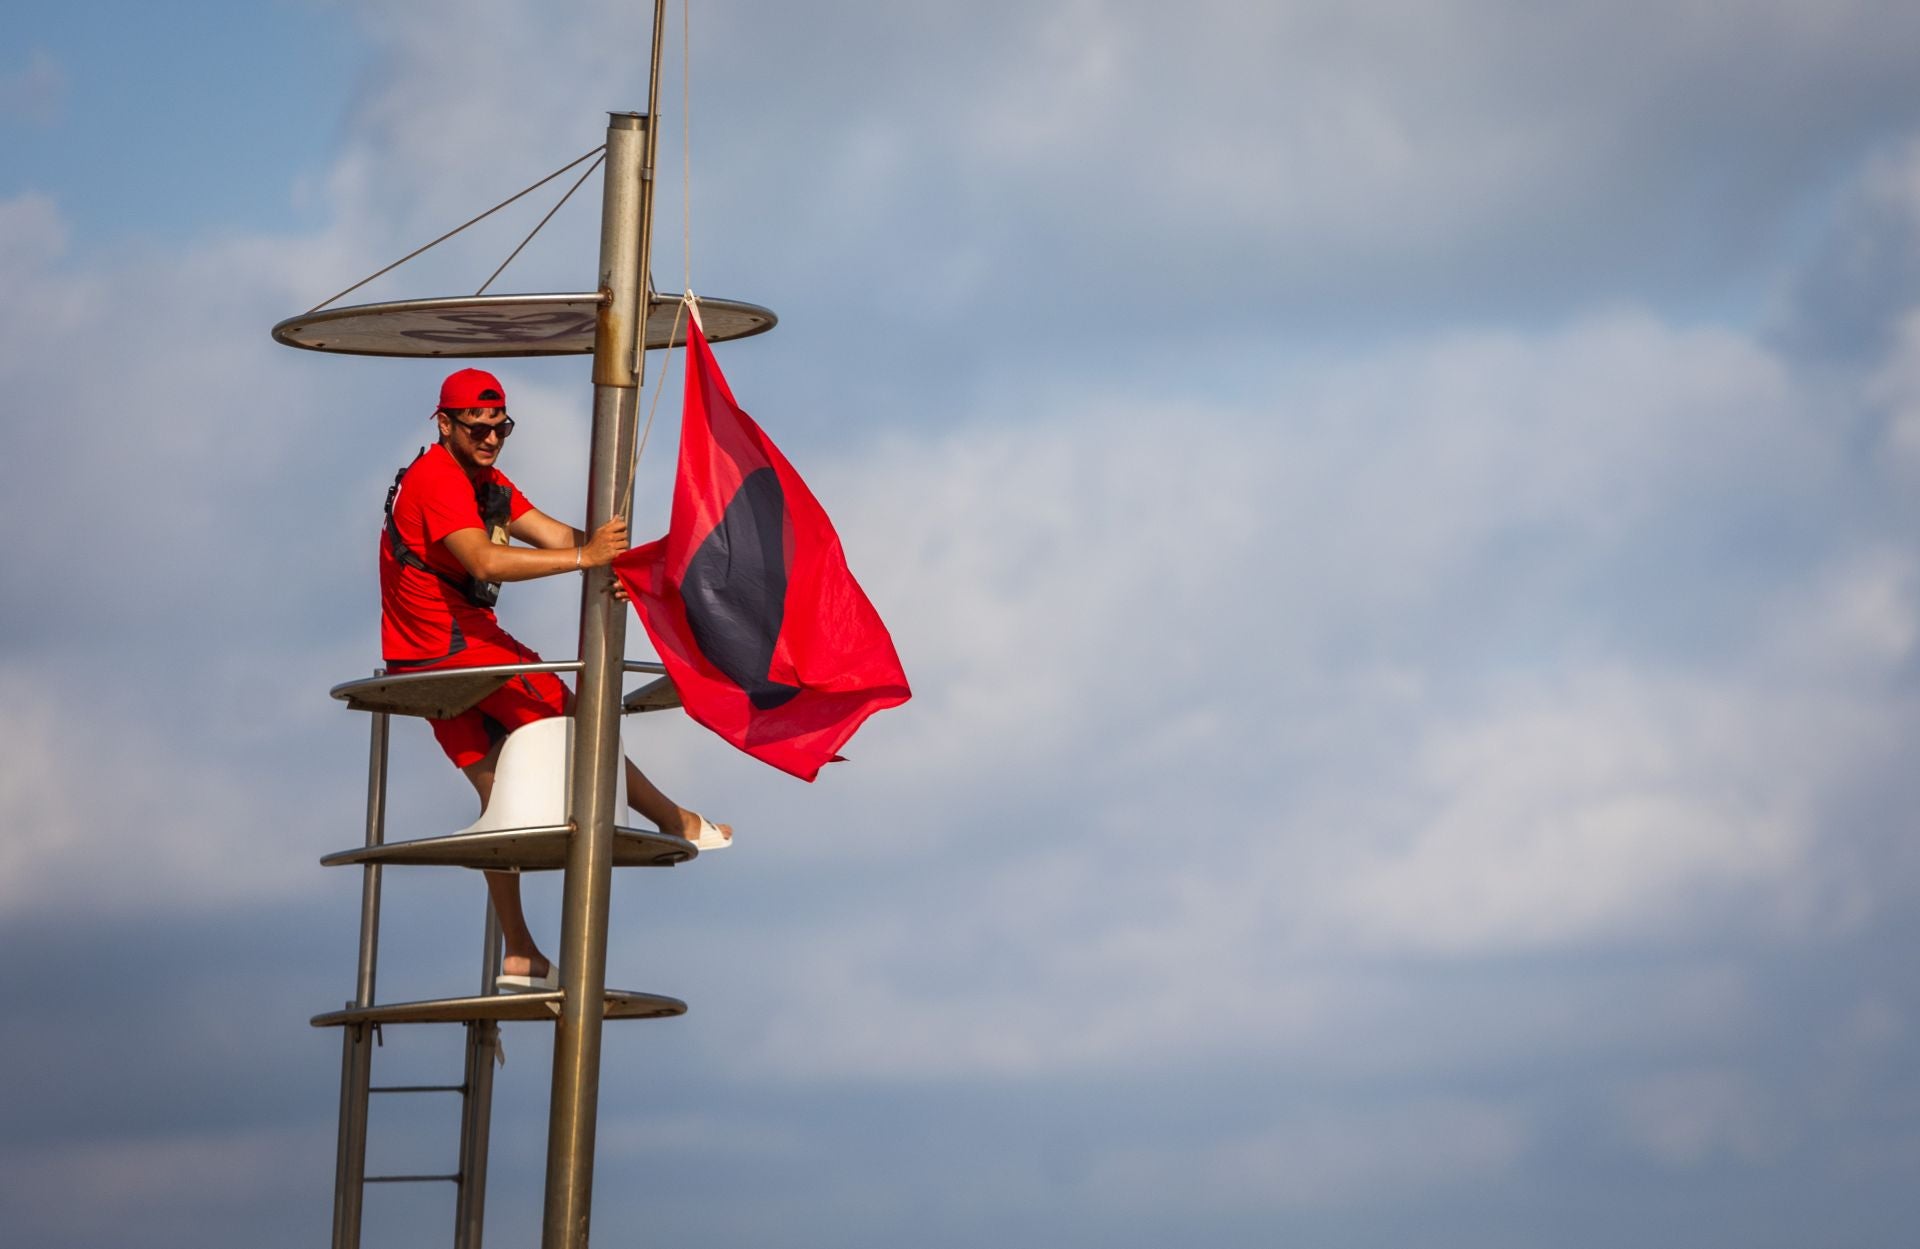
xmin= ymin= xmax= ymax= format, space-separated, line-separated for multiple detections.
xmin=381 ymin=367 xmax=729 ymax=992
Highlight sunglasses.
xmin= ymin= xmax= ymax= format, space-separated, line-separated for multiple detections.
xmin=451 ymin=415 xmax=515 ymax=441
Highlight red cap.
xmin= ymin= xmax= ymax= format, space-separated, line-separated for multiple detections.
xmin=439 ymin=368 xmax=507 ymax=410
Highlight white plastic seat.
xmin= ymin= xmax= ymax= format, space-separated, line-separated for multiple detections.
xmin=458 ymin=716 xmax=572 ymax=835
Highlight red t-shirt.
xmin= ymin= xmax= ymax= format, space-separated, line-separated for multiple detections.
xmin=380 ymin=443 xmax=534 ymax=666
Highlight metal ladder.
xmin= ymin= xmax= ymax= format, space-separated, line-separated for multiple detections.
xmin=318 ymin=663 xmax=692 ymax=1249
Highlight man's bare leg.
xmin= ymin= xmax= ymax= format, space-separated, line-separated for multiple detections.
xmin=482 ymin=870 xmax=549 ymax=980
xmin=555 ymin=687 xmax=730 ymax=845
xmin=462 ymin=745 xmax=552 ymax=982
xmin=460 ymin=738 xmax=729 ymax=980
xmin=624 ymin=757 xmax=731 ymax=845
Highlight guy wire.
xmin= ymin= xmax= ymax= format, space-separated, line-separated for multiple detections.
xmin=475 ymin=152 xmax=607 ymax=296
xmin=303 ymin=145 xmax=608 ymax=314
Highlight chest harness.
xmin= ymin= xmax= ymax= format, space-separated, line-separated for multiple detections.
xmin=385 ymin=448 xmax=512 ymax=609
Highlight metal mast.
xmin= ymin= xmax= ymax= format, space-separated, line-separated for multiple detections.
xmin=544 ymin=109 xmax=647 ymax=1248
xmin=546 ymin=8 xmax=670 ymax=1245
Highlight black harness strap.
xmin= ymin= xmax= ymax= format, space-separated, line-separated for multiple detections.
xmin=385 ymin=448 xmax=510 ymax=610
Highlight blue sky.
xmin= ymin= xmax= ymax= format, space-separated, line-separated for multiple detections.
xmin=1 ymin=1 xmax=361 ymax=243
xmin=8 ymin=2 xmax=1920 ymax=1247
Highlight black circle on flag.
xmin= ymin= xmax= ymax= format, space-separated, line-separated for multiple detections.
xmin=682 ymin=467 xmax=803 ymax=710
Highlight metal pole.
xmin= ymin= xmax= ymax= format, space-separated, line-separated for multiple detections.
xmin=332 ymin=701 xmax=389 ymax=1249
xmin=541 ymin=108 xmax=652 ymax=1249
xmin=454 ymin=905 xmax=505 ymax=1249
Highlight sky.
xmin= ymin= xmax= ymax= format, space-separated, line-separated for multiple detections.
xmin=6 ymin=1 xmax=1920 ymax=1246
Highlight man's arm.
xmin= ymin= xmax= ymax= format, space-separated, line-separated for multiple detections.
xmin=442 ymin=514 xmax=628 ymax=583
xmin=509 ymin=506 xmax=585 ymax=550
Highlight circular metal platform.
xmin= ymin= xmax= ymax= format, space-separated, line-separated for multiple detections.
xmin=320 ymin=824 xmax=696 ymax=870
xmin=312 ymin=988 xmax=686 ymax=1027
xmin=271 ymin=292 xmax=776 ymax=358
xmin=332 ymin=660 xmax=670 ymax=720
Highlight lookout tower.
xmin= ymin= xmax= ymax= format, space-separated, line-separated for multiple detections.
xmin=271 ymin=18 xmax=773 ymax=1244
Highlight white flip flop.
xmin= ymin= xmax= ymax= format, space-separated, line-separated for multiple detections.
xmin=496 ymin=963 xmax=560 ymax=993
xmin=690 ymin=816 xmax=733 ymax=851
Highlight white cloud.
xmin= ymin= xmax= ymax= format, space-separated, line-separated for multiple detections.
xmin=618 ymin=293 xmax=1920 ymax=1098
xmin=1613 ymin=1068 xmax=1787 ymax=1167
xmin=0 ymin=48 xmax=64 ymax=127
xmin=869 ymin=0 xmax=1920 ymax=319
xmin=1320 ymin=669 xmax=1842 ymax=955
xmin=0 ymin=668 xmax=312 ymax=920
xmin=1772 ymin=548 xmax=1920 ymax=673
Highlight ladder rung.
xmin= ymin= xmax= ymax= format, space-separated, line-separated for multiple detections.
xmin=364 ymin=1173 xmax=460 ymax=1185
xmin=370 ymin=1083 xmax=466 ymax=1094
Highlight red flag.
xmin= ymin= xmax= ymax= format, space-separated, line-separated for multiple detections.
xmin=613 ymin=312 xmax=911 ymax=781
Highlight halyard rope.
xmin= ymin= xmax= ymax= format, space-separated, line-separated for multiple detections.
xmin=622 ymin=0 xmax=696 ymax=523
xmin=683 ymin=0 xmax=693 ymax=294
xmin=621 ymin=291 xmax=689 ymax=524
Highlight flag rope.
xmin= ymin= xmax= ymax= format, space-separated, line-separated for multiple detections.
xmin=622 ymin=291 xmax=692 ymax=524
xmin=624 ymin=0 xmax=695 ymax=525
xmin=682 ymin=0 xmax=693 ymax=294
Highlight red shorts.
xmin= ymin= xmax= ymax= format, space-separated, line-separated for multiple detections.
xmin=397 ymin=639 xmax=571 ymax=770
xmin=431 ymin=670 xmax=570 ymax=769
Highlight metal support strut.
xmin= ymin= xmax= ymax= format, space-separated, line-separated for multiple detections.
xmin=329 ymin=694 xmax=507 ymax=1249
xmin=454 ymin=907 xmax=505 ymax=1249
xmin=330 ymin=703 xmax=388 ymax=1249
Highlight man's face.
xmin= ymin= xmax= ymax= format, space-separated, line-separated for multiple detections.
xmin=437 ymin=406 xmax=514 ymax=472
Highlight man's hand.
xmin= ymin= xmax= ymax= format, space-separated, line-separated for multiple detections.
xmin=444 ymin=512 xmax=633 ymax=585
xmin=580 ymin=515 xmax=629 ymax=568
